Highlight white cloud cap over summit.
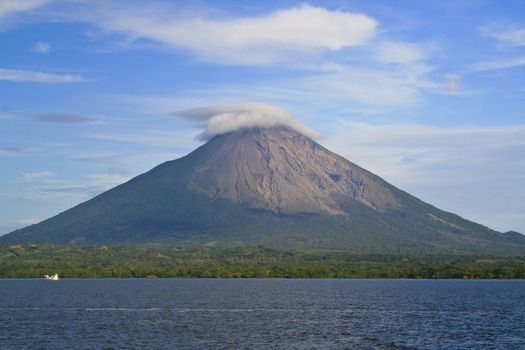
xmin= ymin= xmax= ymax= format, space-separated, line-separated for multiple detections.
xmin=174 ymin=103 xmax=320 ymax=140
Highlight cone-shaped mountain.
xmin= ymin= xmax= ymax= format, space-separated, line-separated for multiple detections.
xmin=2 ymin=126 xmax=524 ymax=254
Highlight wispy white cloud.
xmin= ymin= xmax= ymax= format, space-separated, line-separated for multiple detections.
xmin=0 ymin=171 xmax=142 ymax=234
xmin=71 ymin=3 xmax=377 ymax=64
xmin=374 ymin=41 xmax=425 ymax=64
xmin=481 ymin=24 xmax=525 ymax=47
xmin=323 ymin=122 xmax=525 ymax=232
xmin=2 ymin=111 xmax=101 ymax=123
xmin=0 ymin=0 xmax=51 ymax=32
xmin=0 ymin=0 xmax=49 ymax=19
xmin=84 ymin=174 xmax=132 ymax=188
xmin=0 ymin=146 xmax=23 ymax=156
xmin=472 ymin=55 xmax=525 ymax=71
xmin=89 ymin=130 xmax=197 ymax=147
xmin=32 ymin=113 xmax=101 ymax=124
xmin=74 ymin=151 xmax=185 ymax=178
xmin=0 ymin=2 xmax=439 ymax=109
xmin=116 ymin=62 xmax=435 ymax=118
xmin=5 ymin=151 xmax=183 ymax=205
xmin=32 ymin=41 xmax=50 ymax=54
xmin=0 ymin=218 xmax=41 ymax=234
xmin=14 ymin=174 xmax=130 ymax=200
xmin=287 ymin=65 xmax=433 ymax=111
xmin=16 ymin=218 xmax=41 ymax=226
xmin=0 ymin=143 xmax=73 ymax=159
xmin=23 ymin=171 xmax=55 ymax=181
xmin=474 ymin=23 xmax=525 ymax=71
xmin=325 ymin=123 xmax=525 ymax=181
xmin=0 ymin=68 xmax=84 ymax=83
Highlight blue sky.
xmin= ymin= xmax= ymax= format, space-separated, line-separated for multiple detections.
xmin=1 ymin=0 xmax=524 ymax=234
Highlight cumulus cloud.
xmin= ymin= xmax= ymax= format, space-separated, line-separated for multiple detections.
xmin=443 ymin=73 xmax=460 ymax=91
xmin=32 ymin=41 xmax=50 ymax=54
xmin=76 ymin=3 xmax=377 ymax=64
xmin=174 ymin=103 xmax=320 ymax=140
xmin=0 ymin=68 xmax=84 ymax=83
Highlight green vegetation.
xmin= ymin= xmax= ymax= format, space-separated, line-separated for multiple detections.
xmin=1 ymin=244 xmax=524 ymax=279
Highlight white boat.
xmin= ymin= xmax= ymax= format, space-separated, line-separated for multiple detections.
xmin=44 ymin=273 xmax=59 ymax=281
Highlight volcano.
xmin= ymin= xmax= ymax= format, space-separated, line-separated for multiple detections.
xmin=2 ymin=125 xmax=524 ymax=254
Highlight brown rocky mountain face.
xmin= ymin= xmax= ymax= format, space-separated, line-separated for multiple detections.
xmin=2 ymin=126 xmax=525 ymax=255
xmin=190 ymin=127 xmax=397 ymax=215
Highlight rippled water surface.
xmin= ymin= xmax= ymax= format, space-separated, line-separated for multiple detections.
xmin=1 ymin=279 xmax=524 ymax=349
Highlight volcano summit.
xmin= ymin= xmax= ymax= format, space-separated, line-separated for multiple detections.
xmin=2 ymin=104 xmax=524 ymax=254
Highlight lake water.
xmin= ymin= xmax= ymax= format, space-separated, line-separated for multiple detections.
xmin=1 ymin=279 xmax=524 ymax=349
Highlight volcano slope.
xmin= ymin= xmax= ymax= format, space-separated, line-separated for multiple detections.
xmin=2 ymin=126 xmax=524 ymax=255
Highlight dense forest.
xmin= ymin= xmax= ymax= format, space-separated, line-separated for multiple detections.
xmin=1 ymin=244 xmax=524 ymax=279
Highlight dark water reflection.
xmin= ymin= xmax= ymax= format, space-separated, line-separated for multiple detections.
xmin=1 ymin=279 xmax=524 ymax=349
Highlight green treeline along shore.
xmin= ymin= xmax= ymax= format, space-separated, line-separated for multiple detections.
xmin=1 ymin=244 xmax=525 ymax=279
